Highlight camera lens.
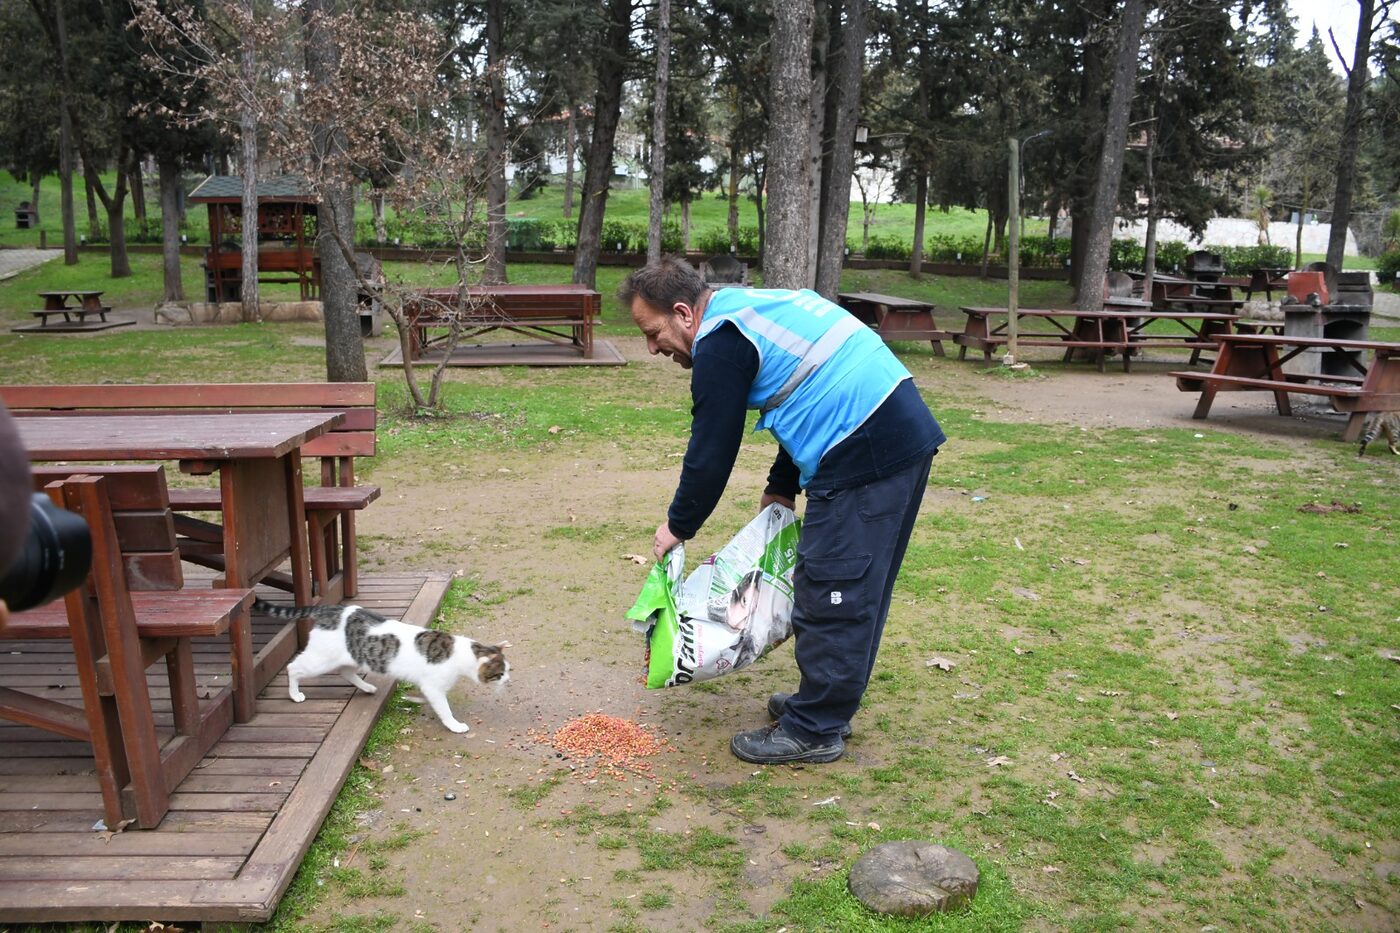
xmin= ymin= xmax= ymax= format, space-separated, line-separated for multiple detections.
xmin=0 ymin=494 xmax=93 ymax=613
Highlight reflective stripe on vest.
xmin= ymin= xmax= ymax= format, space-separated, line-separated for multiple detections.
xmin=759 ymin=314 xmax=865 ymax=414
xmin=698 ymin=302 xmax=865 ymax=414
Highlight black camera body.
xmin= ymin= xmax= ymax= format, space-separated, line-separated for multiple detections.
xmin=0 ymin=493 xmax=93 ymax=613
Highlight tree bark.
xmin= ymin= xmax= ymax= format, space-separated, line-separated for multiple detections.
xmin=305 ymin=0 xmax=367 ymax=382
xmin=30 ymin=176 xmax=42 ymax=226
xmin=572 ymin=0 xmax=633 ymax=289
xmin=763 ymin=0 xmax=814 ymax=290
xmin=1141 ymin=113 xmax=1159 ymax=300
xmin=54 ymin=0 xmax=77 ymax=265
xmin=84 ymin=170 xmax=100 ymax=238
xmin=158 ymin=157 xmax=185 ymax=302
xmin=910 ymin=172 xmax=927 ymax=279
xmin=371 ymin=190 xmax=386 ymax=242
xmin=130 ymin=159 xmax=146 ymax=221
xmin=239 ymin=0 xmax=260 ymax=323
xmin=1076 ymin=0 xmax=1147 ymax=313
xmin=727 ymin=134 xmax=740 ymax=252
xmin=646 ymin=0 xmax=670 ymax=262
xmin=483 ymin=0 xmax=508 ymax=284
xmin=563 ymin=101 xmax=576 ymax=219
xmin=1324 ymin=0 xmax=1376 ymax=272
xmin=806 ymin=2 xmax=829 ymax=286
xmin=814 ymin=0 xmax=864 ymax=300
xmin=105 ymin=150 xmax=132 ymax=278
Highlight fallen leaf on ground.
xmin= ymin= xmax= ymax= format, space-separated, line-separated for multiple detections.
xmin=1012 ymin=587 xmax=1040 ymax=601
xmin=1042 ymin=865 xmax=1062 ymax=873
xmin=925 ymin=656 xmax=957 ymax=671
xmin=1068 ymin=771 xmax=1085 ymax=783
xmin=1013 ymin=646 xmax=1032 ymax=656
xmin=622 ymin=554 xmax=649 ymax=565
xmin=811 ymin=796 xmax=840 ymax=807
xmin=986 ymin=755 xmax=1013 ymax=768
xmin=1165 ymin=712 xmax=1180 ymax=721
xmin=1208 ymin=798 xmax=1221 ymax=809
xmin=1297 ymin=500 xmax=1361 ymax=514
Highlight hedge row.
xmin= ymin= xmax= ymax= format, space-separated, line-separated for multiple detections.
xmin=91 ymin=217 xmax=1295 ymax=276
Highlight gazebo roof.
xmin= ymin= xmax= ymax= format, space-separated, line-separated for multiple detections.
xmin=187 ymin=175 xmax=317 ymax=204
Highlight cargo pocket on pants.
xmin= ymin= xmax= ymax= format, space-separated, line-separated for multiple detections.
xmin=801 ymin=554 xmax=873 ymax=621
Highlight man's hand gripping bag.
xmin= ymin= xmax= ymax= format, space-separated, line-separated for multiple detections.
xmin=626 ymin=503 xmax=800 ymax=688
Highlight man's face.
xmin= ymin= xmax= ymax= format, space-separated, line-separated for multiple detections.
xmin=630 ymin=297 xmax=700 ymax=369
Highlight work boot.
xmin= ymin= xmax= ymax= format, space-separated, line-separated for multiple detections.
xmin=767 ymin=692 xmax=852 ymax=738
xmin=730 ymin=723 xmax=845 ymax=764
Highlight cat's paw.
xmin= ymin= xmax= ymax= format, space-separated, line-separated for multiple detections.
xmin=359 ymin=683 xmax=378 ymax=694
xmin=289 ymin=690 xmax=306 ymax=703
xmin=444 ymin=720 xmax=470 ymax=734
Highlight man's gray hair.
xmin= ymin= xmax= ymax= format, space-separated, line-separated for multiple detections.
xmin=617 ymin=256 xmax=707 ymax=314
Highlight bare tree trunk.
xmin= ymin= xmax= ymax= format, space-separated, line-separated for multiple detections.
xmin=814 ymin=0 xmax=864 ymax=300
xmin=806 ymin=3 xmax=828 ymax=287
xmin=1325 ymin=0 xmax=1376 ymax=272
xmin=763 ymin=0 xmax=814 ymax=290
xmin=646 ymin=0 xmax=670 ymax=262
xmin=1296 ymin=183 xmax=1307 ymax=270
xmin=1141 ymin=114 xmax=1159 ymax=299
xmin=30 ymin=176 xmax=42 ymax=226
xmin=306 ymin=0 xmax=368 ymax=382
xmin=1077 ymin=0 xmax=1147 ymax=313
xmin=239 ymin=0 xmax=260 ymax=323
xmin=372 ymin=190 xmax=386 ymax=242
xmin=979 ymin=211 xmax=993 ymax=278
xmin=131 ymin=158 xmax=146 ymax=221
xmin=483 ymin=0 xmax=508 ymax=284
xmin=909 ymin=172 xmax=927 ymax=279
xmin=158 ymin=157 xmax=185 ymax=301
xmin=48 ymin=0 xmax=78 ymax=263
xmin=572 ymin=0 xmax=633 ymax=288
xmin=104 ymin=150 xmax=133 ymax=278
xmin=84 ymin=170 xmax=100 ymax=238
xmin=727 ymin=136 xmax=740 ymax=252
xmin=563 ymin=101 xmax=576 ymax=219
xmin=681 ymin=199 xmax=691 ymax=252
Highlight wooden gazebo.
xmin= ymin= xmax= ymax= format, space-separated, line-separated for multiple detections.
xmin=188 ymin=175 xmax=321 ymax=302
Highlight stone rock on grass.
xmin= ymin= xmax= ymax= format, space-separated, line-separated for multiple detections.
xmin=848 ymin=840 xmax=979 ymax=917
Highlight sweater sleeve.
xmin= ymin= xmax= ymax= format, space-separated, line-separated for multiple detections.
xmin=665 ymin=323 xmax=759 ymax=539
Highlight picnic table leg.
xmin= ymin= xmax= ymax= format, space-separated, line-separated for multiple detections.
xmin=1262 ymin=346 xmax=1292 ymax=416
xmin=1192 ymin=340 xmax=1234 ymax=420
xmin=1341 ymin=412 xmax=1367 ymax=442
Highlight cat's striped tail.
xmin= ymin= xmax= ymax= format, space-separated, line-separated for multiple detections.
xmin=1358 ymin=412 xmax=1381 ymax=457
xmin=252 ymin=598 xmax=320 ymax=618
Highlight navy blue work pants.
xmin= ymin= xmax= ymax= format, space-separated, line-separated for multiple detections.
xmin=778 ymin=452 xmax=934 ymax=743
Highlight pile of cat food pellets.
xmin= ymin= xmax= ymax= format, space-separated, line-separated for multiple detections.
xmin=536 ymin=712 xmax=668 ymax=781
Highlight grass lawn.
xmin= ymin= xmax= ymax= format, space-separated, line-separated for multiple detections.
xmin=0 ymin=255 xmax=1397 ymax=931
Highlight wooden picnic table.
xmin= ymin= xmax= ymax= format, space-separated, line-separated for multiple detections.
xmin=955 ymin=306 xmax=1241 ymax=372
xmin=1172 ymin=334 xmax=1400 ymax=441
xmin=836 ymin=292 xmax=952 ymax=355
xmin=30 ymin=290 xmax=116 ymax=328
xmin=1243 ymin=268 xmax=1293 ymax=301
xmin=404 ymin=284 xmax=600 ymax=360
xmin=16 ymin=411 xmax=340 ymax=609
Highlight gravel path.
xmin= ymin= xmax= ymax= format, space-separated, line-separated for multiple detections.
xmin=0 ymin=248 xmax=61 ymax=280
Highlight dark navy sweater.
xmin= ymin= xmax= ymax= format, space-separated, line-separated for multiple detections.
xmin=667 ymin=321 xmax=945 ymax=540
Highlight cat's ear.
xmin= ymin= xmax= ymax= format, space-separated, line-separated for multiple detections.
xmin=496 ymin=640 xmax=512 ymax=650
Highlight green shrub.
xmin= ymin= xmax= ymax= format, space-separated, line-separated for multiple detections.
xmin=1108 ymin=238 xmax=1145 ymax=271
xmin=1377 ymin=250 xmax=1400 ymax=292
xmin=506 ymin=217 xmax=548 ymax=251
xmin=1018 ymin=235 xmax=1071 ymax=268
xmin=695 ymin=227 xmax=732 ymax=255
xmin=865 ymin=234 xmax=911 ymax=261
xmin=1218 ymin=244 xmax=1292 ymax=275
xmin=923 ymin=233 xmax=986 ymax=264
xmin=600 ymin=219 xmax=646 ymax=253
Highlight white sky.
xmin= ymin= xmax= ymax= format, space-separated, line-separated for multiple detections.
xmin=1288 ymin=0 xmax=1397 ymax=71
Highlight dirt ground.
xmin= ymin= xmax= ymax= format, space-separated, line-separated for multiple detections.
xmin=300 ymin=336 xmax=1381 ymax=931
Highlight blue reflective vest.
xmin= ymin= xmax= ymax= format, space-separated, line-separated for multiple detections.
xmin=694 ymin=288 xmax=912 ymax=486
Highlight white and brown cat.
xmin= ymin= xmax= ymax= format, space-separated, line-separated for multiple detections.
xmin=256 ymin=600 xmax=510 ymax=733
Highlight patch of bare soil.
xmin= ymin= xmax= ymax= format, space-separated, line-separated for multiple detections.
xmin=301 ymin=337 xmax=1393 ymax=931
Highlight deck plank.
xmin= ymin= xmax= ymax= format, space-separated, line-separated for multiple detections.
xmin=0 ymin=570 xmax=451 ymax=923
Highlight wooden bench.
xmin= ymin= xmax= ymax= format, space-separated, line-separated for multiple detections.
xmin=404 ymin=285 xmax=600 ymax=359
xmin=958 ymin=307 xmax=1239 ymax=371
xmin=1172 ymin=334 xmax=1400 ymax=441
xmin=0 ymin=383 xmax=380 ymax=604
xmin=29 ymin=305 xmax=115 ymax=326
xmin=837 ymin=292 xmax=951 ymax=355
xmin=0 ymin=470 xmax=256 ymax=828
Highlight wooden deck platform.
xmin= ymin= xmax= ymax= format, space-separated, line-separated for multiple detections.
xmin=0 ymin=570 xmax=451 ymax=924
